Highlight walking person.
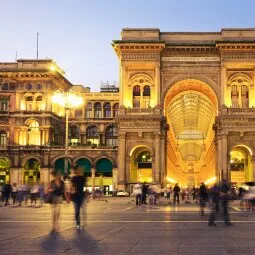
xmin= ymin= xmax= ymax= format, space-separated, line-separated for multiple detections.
xmin=47 ymin=172 xmax=69 ymax=232
xmin=38 ymin=183 xmax=45 ymax=207
xmin=11 ymin=183 xmax=18 ymax=205
xmin=71 ymin=166 xmax=86 ymax=230
xmin=141 ymin=182 xmax=148 ymax=204
xmin=220 ymin=179 xmax=233 ymax=226
xmin=133 ymin=182 xmax=142 ymax=207
xmin=173 ymin=183 xmax=180 ymax=204
xmin=208 ymin=183 xmax=220 ymax=226
xmin=3 ymin=182 xmax=12 ymax=206
xmin=199 ymin=183 xmax=208 ymax=216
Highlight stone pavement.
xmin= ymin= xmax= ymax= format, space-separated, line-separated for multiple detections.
xmin=0 ymin=198 xmax=255 ymax=255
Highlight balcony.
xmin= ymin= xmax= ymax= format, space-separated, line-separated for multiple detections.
xmin=221 ymin=107 xmax=255 ymax=115
xmin=119 ymin=107 xmax=162 ymax=115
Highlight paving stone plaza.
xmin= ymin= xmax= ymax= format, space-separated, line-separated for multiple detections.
xmin=0 ymin=198 xmax=254 ymax=255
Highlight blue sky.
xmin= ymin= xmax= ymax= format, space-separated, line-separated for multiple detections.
xmin=1 ymin=0 xmax=255 ymax=91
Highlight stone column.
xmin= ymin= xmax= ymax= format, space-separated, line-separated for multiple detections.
xmin=117 ymin=132 xmax=126 ymax=190
xmin=155 ymin=133 xmax=161 ymax=184
xmin=91 ymin=168 xmax=96 ymax=191
xmin=216 ymin=134 xmax=223 ymax=182
xmin=160 ymin=134 xmax=166 ymax=187
xmin=10 ymin=168 xmax=19 ymax=185
xmin=112 ymin=168 xmax=118 ymax=191
xmin=252 ymin=156 xmax=255 ymax=182
xmin=155 ymin=64 xmax=160 ymax=106
xmin=221 ymin=63 xmax=226 ymax=106
xmin=40 ymin=168 xmax=50 ymax=185
xmin=222 ymin=133 xmax=228 ymax=180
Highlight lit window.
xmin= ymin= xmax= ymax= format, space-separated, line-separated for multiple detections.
xmin=27 ymin=120 xmax=40 ymax=145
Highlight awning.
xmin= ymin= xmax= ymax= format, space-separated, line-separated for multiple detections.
xmin=55 ymin=158 xmax=71 ymax=175
xmin=76 ymin=158 xmax=91 ymax=172
xmin=96 ymin=158 xmax=113 ymax=173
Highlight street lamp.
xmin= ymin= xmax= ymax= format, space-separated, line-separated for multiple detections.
xmin=52 ymin=89 xmax=83 ymax=178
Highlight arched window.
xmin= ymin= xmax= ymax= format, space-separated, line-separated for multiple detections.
xmin=0 ymin=131 xmax=7 ymax=147
xmin=36 ymin=96 xmax=43 ymax=111
xmin=113 ymin=103 xmax=119 ymax=117
xmin=105 ymin=125 xmax=118 ymax=146
xmin=143 ymin=85 xmax=151 ymax=108
xmin=86 ymin=125 xmax=99 ymax=145
xmin=143 ymin=85 xmax=150 ymax=96
xmin=85 ymin=102 xmax=92 ymax=118
xmin=27 ymin=120 xmax=40 ymax=145
xmin=133 ymin=85 xmax=140 ymax=96
xmin=103 ymin=103 xmax=111 ymax=118
xmin=94 ymin=102 xmax=102 ymax=118
xmin=26 ymin=96 xmax=33 ymax=111
xmin=241 ymin=85 xmax=249 ymax=108
xmin=231 ymin=85 xmax=238 ymax=108
xmin=133 ymin=85 xmax=141 ymax=108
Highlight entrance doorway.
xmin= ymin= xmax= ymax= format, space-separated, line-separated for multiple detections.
xmin=23 ymin=158 xmax=40 ymax=184
xmin=0 ymin=158 xmax=10 ymax=185
xmin=230 ymin=145 xmax=253 ymax=183
xmin=130 ymin=146 xmax=152 ymax=183
xmin=164 ymin=79 xmax=218 ymax=187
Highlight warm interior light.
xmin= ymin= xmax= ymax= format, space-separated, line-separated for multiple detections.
xmin=204 ymin=176 xmax=216 ymax=185
xmin=167 ymin=177 xmax=177 ymax=183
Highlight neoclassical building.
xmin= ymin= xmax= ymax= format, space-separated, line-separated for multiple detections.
xmin=1 ymin=28 xmax=255 ymax=192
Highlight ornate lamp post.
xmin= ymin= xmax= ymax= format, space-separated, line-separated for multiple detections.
xmin=52 ymin=89 xmax=83 ymax=178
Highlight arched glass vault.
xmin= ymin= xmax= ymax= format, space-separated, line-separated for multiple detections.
xmin=164 ymin=79 xmax=218 ymax=187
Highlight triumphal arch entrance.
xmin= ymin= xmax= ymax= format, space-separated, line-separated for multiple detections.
xmin=113 ymin=28 xmax=255 ymax=190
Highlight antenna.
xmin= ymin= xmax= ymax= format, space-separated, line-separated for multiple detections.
xmin=36 ymin=32 xmax=39 ymax=59
xmin=15 ymin=51 xmax=18 ymax=61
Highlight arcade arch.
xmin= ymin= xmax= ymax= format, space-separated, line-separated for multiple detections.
xmin=164 ymin=79 xmax=218 ymax=187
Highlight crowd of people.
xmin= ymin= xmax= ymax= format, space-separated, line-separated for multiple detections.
xmin=1 ymin=175 xmax=255 ymax=230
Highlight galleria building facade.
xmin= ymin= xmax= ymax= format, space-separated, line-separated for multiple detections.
xmin=1 ymin=28 xmax=255 ymax=193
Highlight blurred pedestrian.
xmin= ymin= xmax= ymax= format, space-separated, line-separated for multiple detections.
xmin=142 ymin=182 xmax=148 ymax=204
xmin=208 ymin=183 xmax=220 ymax=226
xmin=220 ymin=179 xmax=233 ymax=226
xmin=133 ymin=182 xmax=142 ymax=207
xmin=70 ymin=166 xmax=86 ymax=230
xmin=11 ymin=183 xmax=18 ymax=205
xmin=199 ymin=183 xmax=208 ymax=216
xmin=3 ymin=182 xmax=12 ymax=206
xmin=173 ymin=183 xmax=180 ymax=204
xmin=47 ymin=172 xmax=69 ymax=232
xmin=38 ymin=182 xmax=45 ymax=207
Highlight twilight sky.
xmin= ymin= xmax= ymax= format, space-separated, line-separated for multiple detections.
xmin=1 ymin=0 xmax=255 ymax=91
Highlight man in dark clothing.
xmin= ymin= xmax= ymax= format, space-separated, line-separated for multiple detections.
xmin=199 ymin=183 xmax=208 ymax=216
xmin=71 ymin=166 xmax=86 ymax=229
xmin=208 ymin=183 xmax=220 ymax=226
xmin=173 ymin=183 xmax=180 ymax=204
xmin=142 ymin=182 xmax=148 ymax=204
xmin=220 ymin=179 xmax=233 ymax=226
xmin=3 ymin=182 xmax=12 ymax=206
